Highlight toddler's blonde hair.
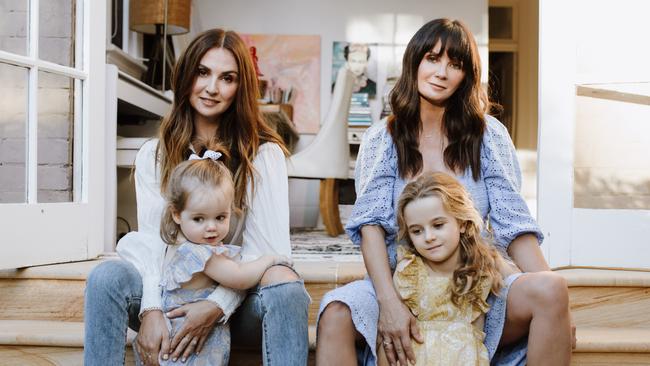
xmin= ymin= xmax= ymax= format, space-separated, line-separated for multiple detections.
xmin=160 ymin=138 xmax=236 ymax=245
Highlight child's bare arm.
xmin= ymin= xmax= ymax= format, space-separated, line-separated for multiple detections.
xmin=203 ymin=254 xmax=292 ymax=290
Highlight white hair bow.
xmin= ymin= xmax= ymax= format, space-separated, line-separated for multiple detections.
xmin=188 ymin=149 xmax=222 ymax=162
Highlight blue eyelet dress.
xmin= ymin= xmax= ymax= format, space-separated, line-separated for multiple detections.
xmin=134 ymin=243 xmax=241 ymax=366
xmin=317 ymin=116 xmax=543 ymax=366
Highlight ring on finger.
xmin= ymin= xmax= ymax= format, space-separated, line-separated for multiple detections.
xmin=383 ymin=339 xmax=392 ymax=347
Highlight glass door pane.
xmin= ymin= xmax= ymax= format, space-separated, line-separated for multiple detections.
xmin=0 ymin=0 xmax=30 ymax=55
xmin=39 ymin=0 xmax=76 ymax=67
xmin=37 ymin=70 xmax=76 ymax=202
xmin=0 ymin=62 xmax=28 ymax=203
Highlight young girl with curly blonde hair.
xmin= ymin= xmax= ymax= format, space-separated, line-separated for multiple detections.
xmin=378 ymin=172 xmax=516 ymax=365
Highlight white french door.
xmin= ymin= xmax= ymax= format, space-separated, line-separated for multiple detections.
xmin=537 ymin=0 xmax=650 ymax=269
xmin=0 ymin=0 xmax=106 ymax=269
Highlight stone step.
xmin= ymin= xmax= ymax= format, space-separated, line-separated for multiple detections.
xmin=0 ymin=345 xmax=315 ymax=366
xmin=2 ymin=321 xmax=649 ymax=365
xmin=0 ymin=255 xmax=367 ymax=326
xmin=572 ymin=327 xmax=650 ymax=365
xmin=560 ymin=268 xmax=650 ymax=329
xmin=3 ymin=259 xmax=650 ymax=331
xmin=0 ymin=259 xmax=100 ymax=322
xmin=0 ymin=320 xmax=315 ymax=366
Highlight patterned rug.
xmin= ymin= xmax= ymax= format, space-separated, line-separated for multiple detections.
xmin=290 ymin=228 xmax=361 ymax=262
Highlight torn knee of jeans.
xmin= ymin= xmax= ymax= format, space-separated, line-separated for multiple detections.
xmin=259 ymin=278 xmax=304 ymax=291
xmin=259 ymin=264 xmax=300 ymax=286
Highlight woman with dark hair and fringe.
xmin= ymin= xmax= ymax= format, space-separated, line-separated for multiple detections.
xmin=84 ymin=29 xmax=309 ymax=366
xmin=316 ymin=18 xmax=573 ymax=366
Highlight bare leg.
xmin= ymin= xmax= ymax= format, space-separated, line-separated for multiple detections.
xmin=316 ymin=301 xmax=363 ymax=366
xmin=500 ymin=272 xmax=572 ymax=366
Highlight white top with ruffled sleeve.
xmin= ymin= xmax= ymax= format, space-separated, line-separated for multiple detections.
xmin=116 ymin=139 xmax=291 ymax=321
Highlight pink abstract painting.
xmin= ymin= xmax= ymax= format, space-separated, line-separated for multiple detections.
xmin=240 ymin=34 xmax=321 ymax=134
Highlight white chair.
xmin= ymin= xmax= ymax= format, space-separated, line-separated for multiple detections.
xmin=286 ymin=67 xmax=355 ymax=236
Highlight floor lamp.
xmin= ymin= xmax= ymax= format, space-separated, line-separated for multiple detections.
xmin=130 ymin=0 xmax=191 ymax=90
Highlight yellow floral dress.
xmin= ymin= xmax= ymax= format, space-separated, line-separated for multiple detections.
xmin=393 ymin=247 xmax=492 ymax=366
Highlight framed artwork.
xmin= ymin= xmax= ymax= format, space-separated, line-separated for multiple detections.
xmin=332 ymin=42 xmax=378 ymax=99
xmin=240 ymin=34 xmax=321 ymax=134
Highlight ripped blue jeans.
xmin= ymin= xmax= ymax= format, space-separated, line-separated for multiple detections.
xmin=84 ymin=260 xmax=310 ymax=366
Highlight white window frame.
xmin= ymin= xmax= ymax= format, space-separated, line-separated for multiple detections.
xmin=538 ymin=0 xmax=650 ymax=270
xmin=0 ymin=0 xmax=106 ymax=269
xmin=537 ymin=0 xmax=575 ymax=268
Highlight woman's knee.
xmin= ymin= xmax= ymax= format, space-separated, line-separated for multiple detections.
xmin=318 ymin=301 xmax=353 ymax=334
xmin=259 ymin=265 xmax=299 ymax=286
xmin=86 ymin=260 xmax=140 ymax=295
xmin=527 ymin=272 xmax=569 ymax=311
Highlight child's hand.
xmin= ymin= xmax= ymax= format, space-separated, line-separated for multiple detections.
xmin=272 ymin=255 xmax=293 ymax=267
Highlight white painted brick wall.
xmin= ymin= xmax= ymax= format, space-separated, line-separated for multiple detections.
xmin=37 ymin=165 xmax=70 ymax=190
xmin=0 ymin=0 xmax=28 ymax=12
xmin=0 ymin=165 xmax=25 ymax=191
xmin=0 ymin=138 xmax=26 ymax=163
xmin=0 ymin=0 xmax=75 ymax=203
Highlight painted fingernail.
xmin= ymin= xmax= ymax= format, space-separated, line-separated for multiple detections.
xmin=181 ymin=357 xmax=186 ymax=362
xmin=162 ymin=354 xmax=168 ymax=360
xmin=172 ymin=358 xmax=177 ymax=362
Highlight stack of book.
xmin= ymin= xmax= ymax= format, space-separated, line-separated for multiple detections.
xmin=348 ymin=93 xmax=372 ymax=126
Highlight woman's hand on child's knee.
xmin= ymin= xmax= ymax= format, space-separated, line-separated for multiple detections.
xmin=378 ymin=298 xmax=422 ymax=366
xmin=167 ymin=301 xmax=223 ymax=362
xmin=137 ymin=310 xmax=171 ymax=366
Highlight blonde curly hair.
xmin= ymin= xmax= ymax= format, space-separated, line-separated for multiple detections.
xmin=396 ymin=172 xmax=504 ymax=309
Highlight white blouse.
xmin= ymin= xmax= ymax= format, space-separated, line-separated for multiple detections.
xmin=116 ymin=139 xmax=291 ymax=321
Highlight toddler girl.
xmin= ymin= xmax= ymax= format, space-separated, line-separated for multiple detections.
xmin=134 ymin=141 xmax=291 ymax=366
xmin=379 ymin=172 xmax=516 ymax=366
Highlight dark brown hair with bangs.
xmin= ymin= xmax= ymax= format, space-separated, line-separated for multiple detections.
xmin=388 ymin=18 xmax=491 ymax=180
xmin=158 ymin=28 xmax=287 ymax=210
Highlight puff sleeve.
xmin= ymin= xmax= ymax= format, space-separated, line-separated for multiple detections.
xmin=345 ymin=121 xmax=399 ymax=247
xmin=161 ymin=244 xmax=242 ymax=291
xmin=481 ymin=116 xmax=544 ymax=251
xmin=116 ymin=139 xmax=167 ymax=316
xmin=392 ymin=246 xmax=423 ymax=316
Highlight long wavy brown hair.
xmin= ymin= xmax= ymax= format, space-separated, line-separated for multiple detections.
xmin=396 ymin=172 xmax=503 ymax=309
xmin=157 ymin=28 xmax=287 ymax=209
xmin=388 ymin=18 xmax=492 ymax=181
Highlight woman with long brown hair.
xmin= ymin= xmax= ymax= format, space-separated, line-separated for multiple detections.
xmin=84 ymin=29 xmax=309 ymax=366
xmin=316 ymin=18 xmax=573 ymax=366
